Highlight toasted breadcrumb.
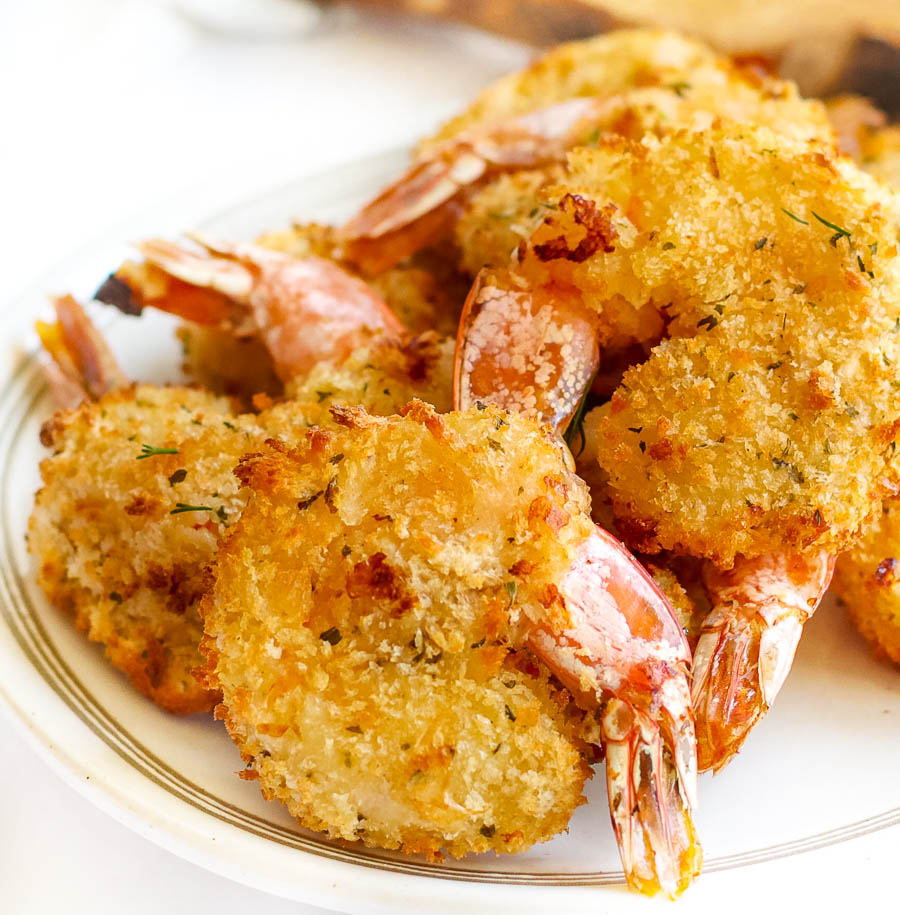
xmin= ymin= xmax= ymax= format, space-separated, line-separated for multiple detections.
xmin=30 ymin=332 xmax=453 ymax=713
xmin=425 ymin=30 xmax=831 ymax=150
xmin=557 ymin=126 xmax=900 ymax=563
xmin=30 ymin=385 xmax=260 ymax=714
xmin=833 ymin=504 xmax=900 ymax=666
xmin=203 ymin=404 xmax=597 ymax=856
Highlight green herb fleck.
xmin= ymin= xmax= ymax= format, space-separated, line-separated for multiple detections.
xmin=480 ymin=824 xmax=497 ymax=838
xmin=168 ymin=468 xmax=187 ymax=486
xmin=754 ymin=237 xmax=767 ymax=250
xmin=137 ymin=444 xmax=178 ymax=460
xmin=216 ymin=506 xmax=228 ymax=524
xmin=341 ymin=544 xmax=352 ymax=557
xmin=697 ymin=314 xmax=718 ymax=331
xmin=329 ymin=453 xmax=344 ymax=464
xmin=781 ymin=208 xmax=809 ymax=225
xmin=171 ymin=503 xmax=213 ymax=515
xmin=346 ymin=725 xmax=363 ymax=734
xmin=504 ymin=580 xmax=517 ymax=607
xmin=223 ymin=420 xmax=237 ymax=431
xmin=109 ymin=591 xmax=123 ymax=603
xmin=487 ymin=438 xmax=504 ymax=452
xmin=811 ymin=211 xmax=851 ymax=245
xmin=504 ymin=704 xmax=516 ymax=722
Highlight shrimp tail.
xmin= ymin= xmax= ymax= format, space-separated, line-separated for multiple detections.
xmin=527 ymin=526 xmax=701 ymax=897
xmin=339 ymin=96 xmax=611 ymax=271
xmin=453 ymin=269 xmax=600 ymax=436
xmin=36 ymin=294 xmax=128 ymax=407
xmin=604 ymin=699 xmax=702 ymax=897
xmin=691 ymin=550 xmax=835 ymax=773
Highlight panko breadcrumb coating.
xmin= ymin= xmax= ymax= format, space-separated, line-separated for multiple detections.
xmin=548 ymin=125 xmax=900 ymax=563
xmin=30 ymin=331 xmax=454 ymax=714
xmin=833 ymin=503 xmax=900 ymax=665
xmin=456 ymin=167 xmax=565 ymax=276
xmin=202 ymin=404 xmax=599 ymax=857
xmin=424 ymin=30 xmax=832 ymax=151
xmin=30 ymin=385 xmax=262 ymax=714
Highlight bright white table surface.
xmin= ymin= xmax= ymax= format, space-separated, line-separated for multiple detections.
xmin=0 ymin=3 xmax=528 ymax=912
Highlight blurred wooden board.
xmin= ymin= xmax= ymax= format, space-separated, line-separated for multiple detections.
xmin=355 ymin=0 xmax=900 ymax=114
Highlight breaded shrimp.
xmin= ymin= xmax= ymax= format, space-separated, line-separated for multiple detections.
xmin=451 ymin=122 xmax=900 ymax=770
xmin=203 ymin=404 xmax=700 ymax=896
xmin=31 ymin=382 xmax=260 ymax=714
xmin=30 ymin=297 xmax=453 ymax=714
xmin=423 ymin=30 xmax=830 ymax=151
xmin=547 ymin=126 xmax=900 ymax=563
xmin=101 ymin=223 xmax=465 ymax=401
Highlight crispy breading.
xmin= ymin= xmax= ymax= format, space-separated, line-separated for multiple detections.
xmin=455 ymin=167 xmax=565 ymax=276
xmin=539 ymin=125 xmax=900 ymax=563
xmin=30 ymin=334 xmax=454 ymax=714
xmin=29 ymin=385 xmax=262 ymax=714
xmin=424 ymin=30 xmax=832 ymax=151
xmin=202 ymin=404 xmax=597 ymax=857
xmin=832 ymin=502 xmax=900 ymax=665
xmin=264 ymin=332 xmax=453 ymax=435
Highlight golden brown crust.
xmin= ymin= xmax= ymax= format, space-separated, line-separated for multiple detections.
xmin=30 ymin=385 xmax=260 ymax=714
xmin=549 ymin=125 xmax=900 ymax=563
xmin=30 ymin=329 xmax=455 ymax=715
xmin=425 ymin=29 xmax=832 ymax=151
xmin=832 ymin=502 xmax=900 ymax=665
xmin=203 ymin=405 xmax=597 ymax=856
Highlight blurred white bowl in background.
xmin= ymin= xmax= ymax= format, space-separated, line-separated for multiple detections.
xmin=166 ymin=0 xmax=324 ymax=38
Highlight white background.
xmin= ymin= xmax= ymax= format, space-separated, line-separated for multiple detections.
xmin=0 ymin=2 xmax=527 ymax=912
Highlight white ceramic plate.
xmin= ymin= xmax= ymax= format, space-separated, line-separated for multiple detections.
xmin=1 ymin=152 xmax=899 ymax=914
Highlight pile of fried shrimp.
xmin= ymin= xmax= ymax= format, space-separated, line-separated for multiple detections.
xmin=28 ymin=29 xmax=900 ymax=899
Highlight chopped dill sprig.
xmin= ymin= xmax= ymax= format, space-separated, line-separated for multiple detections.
xmin=170 ymin=503 xmax=213 ymax=515
xmin=137 ymin=444 xmax=178 ymax=460
xmin=781 ymin=208 xmax=809 ymax=225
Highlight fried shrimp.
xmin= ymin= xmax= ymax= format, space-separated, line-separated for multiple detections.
xmin=423 ymin=30 xmax=829 ymax=151
xmin=203 ymin=403 xmax=700 ymax=896
xmin=29 ymin=297 xmax=453 ymax=714
xmin=31 ymin=382 xmax=260 ymax=714
xmin=576 ymin=126 xmax=900 ymax=562
xmin=100 ymin=222 xmax=465 ymax=401
xmin=450 ymin=121 xmax=900 ymax=770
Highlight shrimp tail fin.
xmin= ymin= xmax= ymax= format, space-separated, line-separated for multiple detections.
xmin=36 ymin=294 xmax=128 ymax=406
xmin=692 ymin=551 xmax=835 ymax=773
xmin=604 ymin=700 xmax=702 ymax=898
